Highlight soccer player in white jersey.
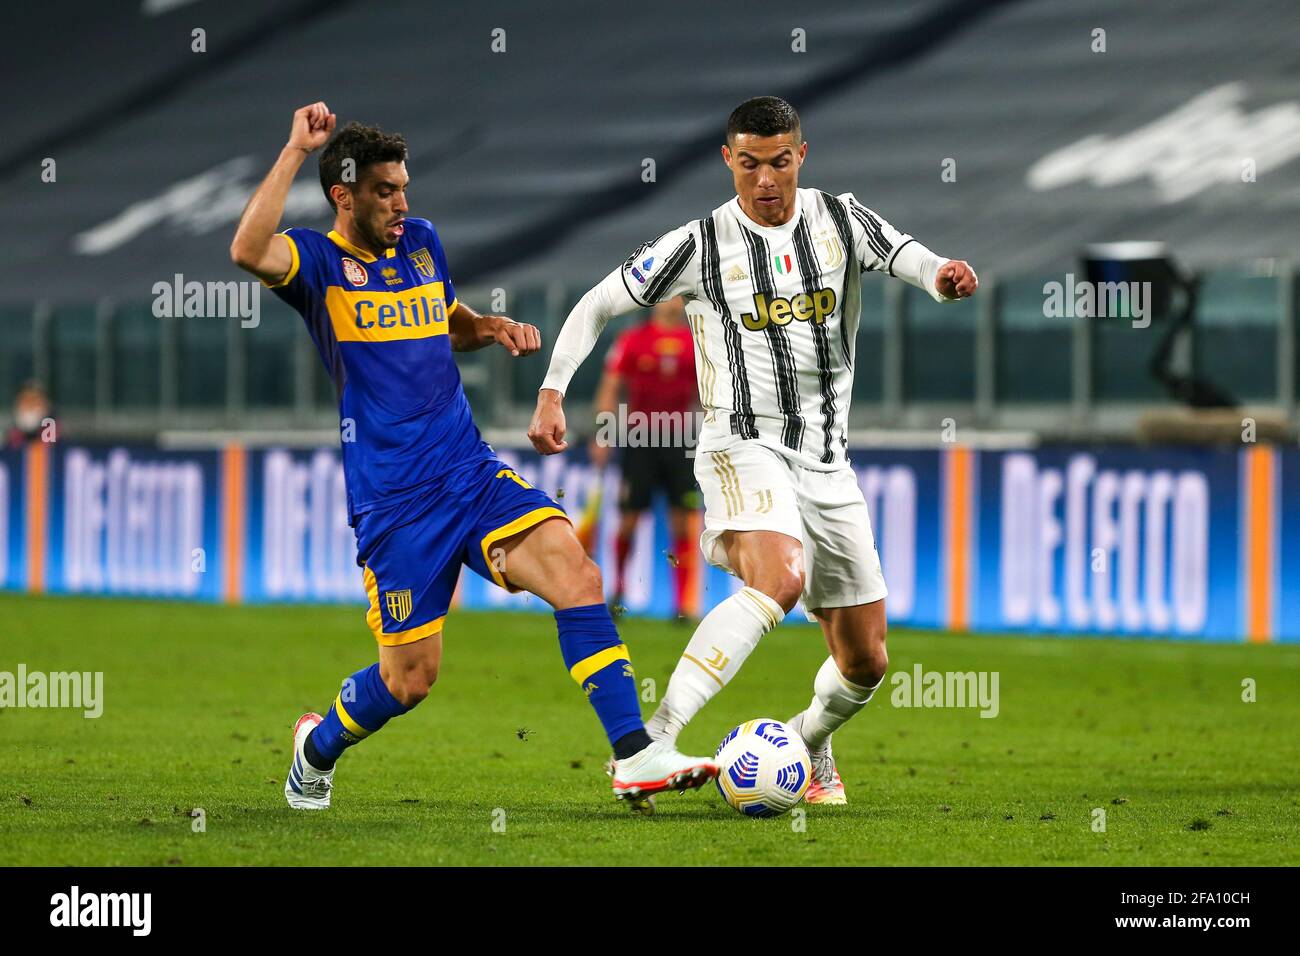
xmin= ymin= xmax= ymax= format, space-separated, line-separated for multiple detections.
xmin=529 ymin=96 xmax=977 ymax=806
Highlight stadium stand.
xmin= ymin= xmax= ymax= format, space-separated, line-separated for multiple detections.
xmin=0 ymin=0 xmax=1295 ymax=436
xmin=2 ymin=0 xmax=1295 ymax=302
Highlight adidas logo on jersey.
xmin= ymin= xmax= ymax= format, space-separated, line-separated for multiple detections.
xmin=739 ymin=288 xmax=838 ymax=332
xmin=724 ymin=264 xmax=748 ymax=282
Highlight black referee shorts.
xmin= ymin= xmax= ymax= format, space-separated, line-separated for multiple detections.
xmin=619 ymin=444 xmax=699 ymax=512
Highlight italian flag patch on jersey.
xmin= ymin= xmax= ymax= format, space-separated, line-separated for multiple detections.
xmin=773 ymin=253 xmax=793 ymax=275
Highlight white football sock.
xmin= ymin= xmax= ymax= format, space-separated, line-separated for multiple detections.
xmin=646 ymin=586 xmax=784 ymax=744
xmin=798 ymin=657 xmax=881 ymax=751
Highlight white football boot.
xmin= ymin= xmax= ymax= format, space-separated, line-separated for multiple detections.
xmin=607 ymin=709 xmax=687 ymax=815
xmin=603 ymin=754 xmax=656 ymax=815
xmin=610 ymin=740 xmax=717 ymax=808
xmin=789 ymin=711 xmax=847 ymax=805
xmin=284 ymin=713 xmax=335 ymax=810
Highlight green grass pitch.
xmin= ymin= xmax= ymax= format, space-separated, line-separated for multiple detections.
xmin=2 ymin=593 xmax=1297 ymax=866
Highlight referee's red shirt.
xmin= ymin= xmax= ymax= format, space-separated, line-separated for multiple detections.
xmin=606 ymin=321 xmax=697 ymax=414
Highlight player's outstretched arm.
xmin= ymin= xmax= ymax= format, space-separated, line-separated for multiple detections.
xmin=230 ymin=102 xmax=336 ymax=285
xmin=891 ymin=242 xmax=978 ymax=302
xmin=528 ymin=267 xmax=642 ymax=455
xmin=842 ymin=195 xmax=977 ymax=303
xmin=448 ymin=301 xmax=540 ymax=354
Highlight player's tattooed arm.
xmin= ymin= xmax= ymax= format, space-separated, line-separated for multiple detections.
xmin=231 ymin=102 xmax=336 ymax=284
xmin=447 ymin=301 xmax=541 ymax=355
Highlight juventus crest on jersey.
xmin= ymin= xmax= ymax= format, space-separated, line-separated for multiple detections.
xmin=616 ymin=187 xmax=934 ymax=471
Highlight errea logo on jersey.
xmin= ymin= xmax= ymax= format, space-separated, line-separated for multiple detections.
xmin=740 ymin=288 xmax=837 ymax=332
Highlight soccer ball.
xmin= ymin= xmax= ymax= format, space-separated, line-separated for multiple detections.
xmin=714 ymin=718 xmax=811 ymax=817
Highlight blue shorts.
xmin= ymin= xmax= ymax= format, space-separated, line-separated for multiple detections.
xmin=353 ymin=456 xmax=568 ymax=646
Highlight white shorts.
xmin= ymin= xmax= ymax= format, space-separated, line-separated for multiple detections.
xmin=694 ymin=438 xmax=888 ymax=611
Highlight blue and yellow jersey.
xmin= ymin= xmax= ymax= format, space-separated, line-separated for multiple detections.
xmin=267 ymin=218 xmax=490 ymax=522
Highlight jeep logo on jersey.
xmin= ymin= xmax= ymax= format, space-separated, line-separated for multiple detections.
xmin=739 ymin=288 xmax=837 ymax=331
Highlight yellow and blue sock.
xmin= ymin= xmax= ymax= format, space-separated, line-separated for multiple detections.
xmin=556 ymin=603 xmax=651 ymax=759
xmin=304 ymin=663 xmax=411 ymax=771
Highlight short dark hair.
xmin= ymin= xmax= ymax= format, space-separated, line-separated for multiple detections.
xmin=318 ymin=122 xmax=408 ymax=211
xmin=726 ymin=96 xmax=801 ymax=143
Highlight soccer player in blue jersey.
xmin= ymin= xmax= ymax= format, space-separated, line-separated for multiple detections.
xmin=231 ymin=102 xmax=717 ymax=811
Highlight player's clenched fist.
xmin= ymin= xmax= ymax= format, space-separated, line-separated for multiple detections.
xmin=287 ymin=102 xmax=336 ymax=153
xmin=936 ymin=259 xmax=978 ymax=299
xmin=528 ymin=390 xmax=569 ymax=455
xmin=491 ymin=317 xmax=542 ymax=357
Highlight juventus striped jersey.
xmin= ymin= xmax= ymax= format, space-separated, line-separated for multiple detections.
xmin=541 ymin=187 xmax=954 ymax=470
